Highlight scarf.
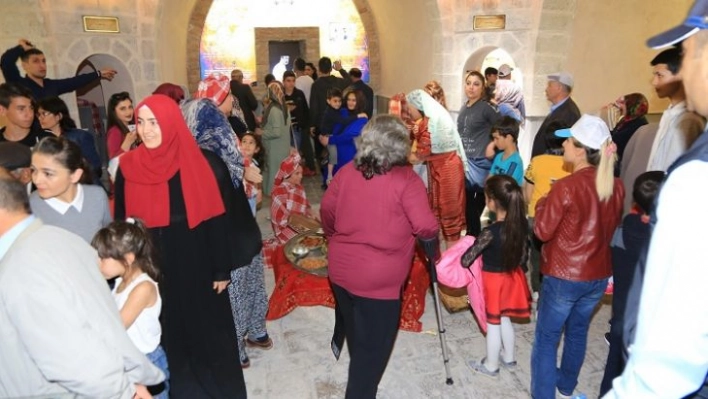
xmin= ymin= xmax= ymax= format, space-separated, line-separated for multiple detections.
xmin=181 ymin=98 xmax=245 ymax=189
xmin=274 ymin=153 xmax=301 ymax=186
xmin=613 ymin=93 xmax=649 ymax=132
xmin=493 ymin=80 xmax=524 ymax=120
xmin=120 ymin=94 xmax=225 ymax=229
xmin=263 ymin=82 xmax=288 ymax=124
xmin=406 ymin=89 xmax=468 ymax=170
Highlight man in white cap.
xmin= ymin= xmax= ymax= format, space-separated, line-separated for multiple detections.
xmin=497 ymin=64 xmax=513 ymax=80
xmin=530 ymin=72 xmax=581 ymax=157
xmin=603 ymin=0 xmax=708 ymax=397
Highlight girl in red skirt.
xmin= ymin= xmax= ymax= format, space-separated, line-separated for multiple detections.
xmin=461 ymin=174 xmax=532 ymax=377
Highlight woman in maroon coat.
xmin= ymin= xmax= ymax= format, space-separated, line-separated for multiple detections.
xmin=321 ymin=115 xmax=439 ymax=399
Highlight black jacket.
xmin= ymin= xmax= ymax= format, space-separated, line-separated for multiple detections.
xmin=230 ymin=81 xmax=259 ymax=131
xmin=531 ymin=97 xmax=581 ymax=157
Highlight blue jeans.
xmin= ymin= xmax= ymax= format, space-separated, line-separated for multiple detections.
xmin=146 ymin=345 xmax=170 ymax=399
xmin=290 ymin=126 xmax=302 ymax=150
xmin=531 ymin=276 xmax=607 ymax=399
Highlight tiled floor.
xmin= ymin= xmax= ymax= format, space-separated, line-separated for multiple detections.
xmin=244 ymin=175 xmax=611 ymax=398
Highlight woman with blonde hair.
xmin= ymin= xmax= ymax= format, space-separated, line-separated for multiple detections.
xmin=531 ymin=114 xmax=624 ymax=399
xmin=424 ymin=80 xmax=447 ymax=109
xmin=262 ymin=81 xmax=291 ymax=195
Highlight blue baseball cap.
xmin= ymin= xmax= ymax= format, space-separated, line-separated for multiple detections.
xmin=647 ymin=0 xmax=708 ymax=49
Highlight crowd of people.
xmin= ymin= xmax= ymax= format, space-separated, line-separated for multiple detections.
xmin=2 ymin=1 xmax=708 ymax=397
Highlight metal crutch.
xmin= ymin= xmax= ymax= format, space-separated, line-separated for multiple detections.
xmin=419 ymin=237 xmax=454 ymax=385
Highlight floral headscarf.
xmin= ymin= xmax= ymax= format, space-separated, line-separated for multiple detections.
xmin=263 ymin=81 xmax=288 ymax=123
xmin=614 ymin=92 xmax=649 ymax=131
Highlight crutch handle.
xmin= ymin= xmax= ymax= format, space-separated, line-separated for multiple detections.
xmin=418 ymin=236 xmax=440 ymax=279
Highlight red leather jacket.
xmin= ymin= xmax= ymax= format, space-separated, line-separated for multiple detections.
xmin=534 ymin=167 xmax=624 ymax=281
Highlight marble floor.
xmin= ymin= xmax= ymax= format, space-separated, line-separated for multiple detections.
xmin=244 ymin=174 xmax=611 ymax=399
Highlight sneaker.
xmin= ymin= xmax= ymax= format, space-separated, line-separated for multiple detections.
xmin=468 ymin=357 xmax=499 ymax=378
xmin=240 ymin=355 xmax=250 ymax=369
xmin=604 ymin=332 xmax=611 ymax=346
xmin=557 ymin=389 xmax=586 ymax=399
xmin=246 ymin=335 xmax=274 ymax=350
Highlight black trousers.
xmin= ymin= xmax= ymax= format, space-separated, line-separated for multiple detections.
xmin=331 ymin=283 xmax=401 ymax=399
xmin=465 ymin=185 xmax=487 ymax=237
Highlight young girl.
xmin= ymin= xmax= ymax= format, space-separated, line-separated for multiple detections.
xmin=461 ymin=174 xmax=531 ymax=377
xmin=240 ymin=132 xmax=265 ymax=215
xmin=30 ymin=136 xmax=112 ymax=243
xmin=92 ymin=218 xmax=169 ymax=398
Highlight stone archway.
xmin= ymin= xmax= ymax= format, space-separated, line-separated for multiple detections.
xmin=185 ymin=0 xmax=381 ymax=93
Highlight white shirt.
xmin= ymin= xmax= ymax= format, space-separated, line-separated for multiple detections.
xmin=295 ymin=75 xmax=314 ymax=104
xmin=604 ymin=160 xmax=708 ymax=398
xmin=112 ymin=273 xmax=162 ymax=354
xmin=45 ymin=183 xmax=84 ymax=214
xmin=647 ymin=101 xmax=689 ymax=171
xmin=0 ymin=215 xmax=35 ymax=261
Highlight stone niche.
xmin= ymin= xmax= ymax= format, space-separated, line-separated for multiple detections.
xmin=254 ymin=27 xmax=320 ymax=97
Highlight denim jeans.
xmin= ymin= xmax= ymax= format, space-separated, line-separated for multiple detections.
xmin=530 ymin=275 xmax=607 ymax=399
xmin=146 ymin=345 xmax=170 ymax=399
xmin=290 ymin=126 xmax=302 ymax=150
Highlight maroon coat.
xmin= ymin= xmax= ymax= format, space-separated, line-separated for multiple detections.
xmin=321 ymin=163 xmax=439 ymax=300
xmin=534 ymin=166 xmax=624 ymax=281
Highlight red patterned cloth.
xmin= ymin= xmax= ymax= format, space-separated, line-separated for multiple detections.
xmin=270 ymin=181 xmax=310 ymax=244
xmin=266 ymin=245 xmax=430 ymax=332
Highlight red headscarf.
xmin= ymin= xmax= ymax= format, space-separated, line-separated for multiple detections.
xmin=119 ymin=94 xmax=225 ymax=228
xmin=274 ymin=153 xmax=301 ymax=186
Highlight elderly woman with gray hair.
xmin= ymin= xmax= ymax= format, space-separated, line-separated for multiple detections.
xmin=320 ymin=115 xmax=439 ymax=399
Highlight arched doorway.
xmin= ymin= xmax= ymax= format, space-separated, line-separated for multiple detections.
xmin=186 ymin=0 xmax=381 ymax=94
xmin=75 ymin=54 xmax=134 ymax=168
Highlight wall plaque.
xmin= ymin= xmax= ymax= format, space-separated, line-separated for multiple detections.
xmin=473 ymin=15 xmax=506 ymax=30
xmin=83 ymin=16 xmax=120 ymax=33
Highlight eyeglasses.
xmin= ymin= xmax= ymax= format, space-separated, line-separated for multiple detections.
xmin=37 ymin=111 xmax=55 ymax=118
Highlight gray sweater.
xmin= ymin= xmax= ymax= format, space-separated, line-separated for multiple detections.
xmin=30 ymin=184 xmax=112 ymax=243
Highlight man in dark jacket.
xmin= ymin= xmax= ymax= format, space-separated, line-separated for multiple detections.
xmin=348 ymin=68 xmax=374 ymax=117
xmin=309 ymin=57 xmax=351 ymax=170
xmin=1 ymin=39 xmax=116 ymax=101
xmin=530 ymin=72 xmax=581 ymax=157
xmin=230 ymin=69 xmax=259 ymax=132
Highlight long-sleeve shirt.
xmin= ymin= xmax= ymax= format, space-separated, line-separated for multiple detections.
xmin=321 ymin=163 xmax=439 ymax=300
xmin=0 ymin=219 xmax=164 ymax=398
xmin=646 ymin=101 xmax=704 ymax=171
xmin=1 ymin=45 xmax=100 ymax=100
xmin=604 ymin=160 xmax=708 ymax=398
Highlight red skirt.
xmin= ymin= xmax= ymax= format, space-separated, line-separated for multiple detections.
xmin=482 ymin=268 xmax=531 ymax=325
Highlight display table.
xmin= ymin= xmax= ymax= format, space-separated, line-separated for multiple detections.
xmin=266 ymin=245 xmax=430 ymax=332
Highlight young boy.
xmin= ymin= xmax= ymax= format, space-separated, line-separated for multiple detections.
xmin=0 ymin=82 xmax=51 ymax=148
xmin=320 ymin=88 xmax=355 ymax=187
xmin=599 ymin=170 xmax=664 ymax=396
xmin=489 ymin=116 xmax=524 ymax=186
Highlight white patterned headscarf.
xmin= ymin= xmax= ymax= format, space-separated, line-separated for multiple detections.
xmin=406 ymin=89 xmax=468 ymax=170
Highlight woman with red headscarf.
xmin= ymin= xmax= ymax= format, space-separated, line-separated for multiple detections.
xmin=608 ymin=93 xmax=649 ymax=162
xmin=270 ymin=153 xmax=318 ymax=243
xmin=113 ymin=94 xmax=247 ymax=398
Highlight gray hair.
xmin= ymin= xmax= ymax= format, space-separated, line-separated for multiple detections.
xmin=354 ymin=115 xmax=411 ymax=179
xmin=0 ymin=168 xmax=30 ymax=214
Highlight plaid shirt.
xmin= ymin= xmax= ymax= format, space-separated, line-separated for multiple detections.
xmin=270 ymin=181 xmax=310 ymax=244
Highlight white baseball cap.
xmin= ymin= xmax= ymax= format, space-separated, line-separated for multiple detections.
xmin=498 ymin=64 xmax=513 ymax=77
xmin=548 ymin=72 xmax=574 ymax=89
xmin=555 ymin=114 xmax=611 ymax=150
